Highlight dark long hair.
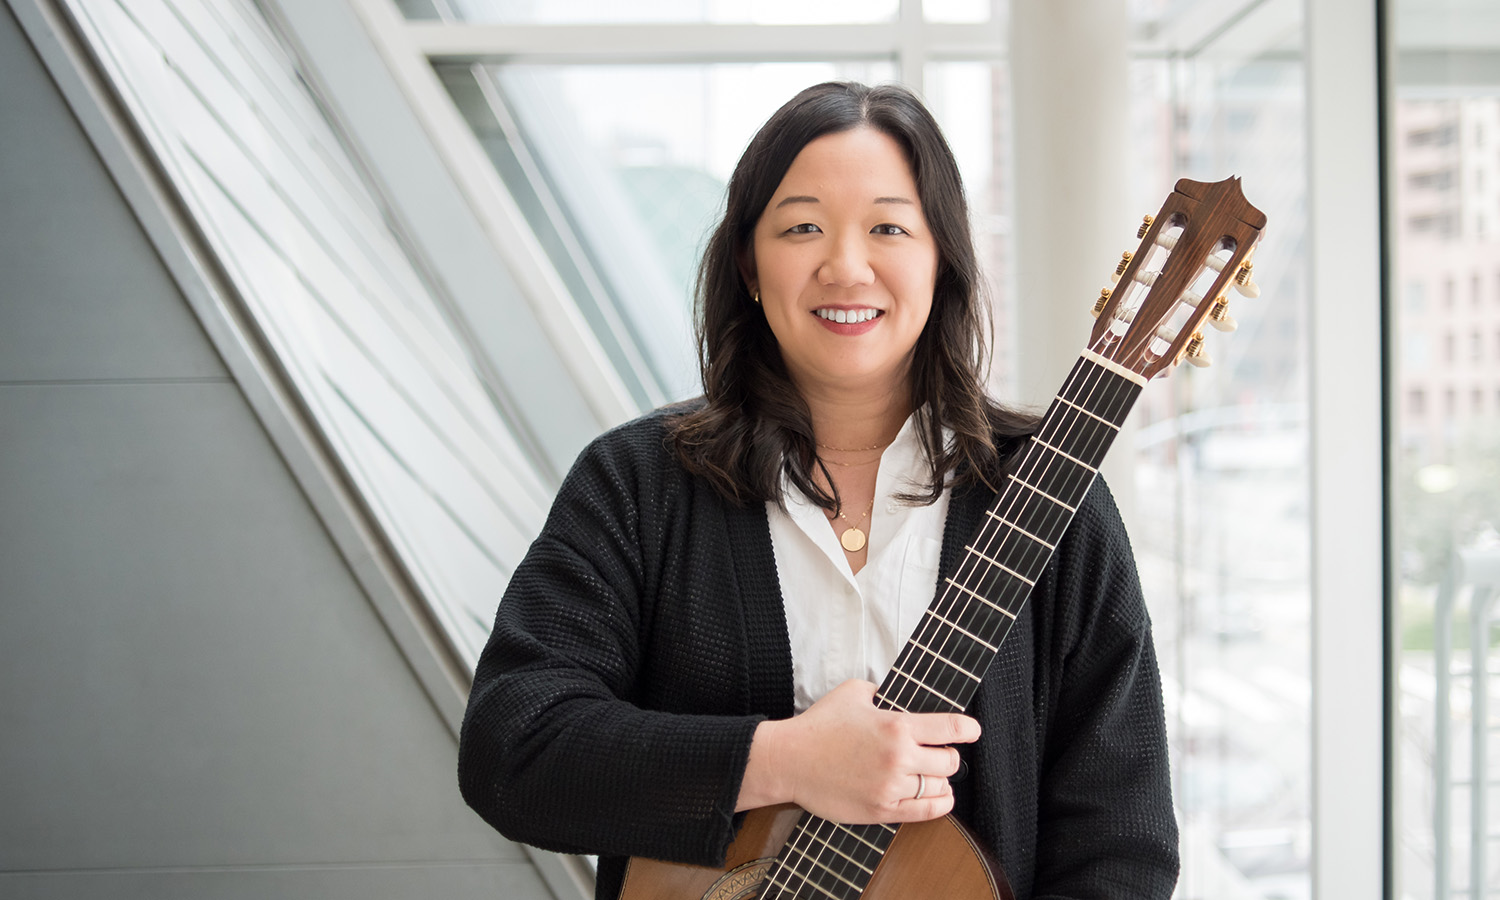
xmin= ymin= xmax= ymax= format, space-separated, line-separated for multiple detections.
xmin=670 ymin=81 xmax=1035 ymax=511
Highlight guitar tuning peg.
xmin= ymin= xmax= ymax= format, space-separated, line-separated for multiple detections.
xmin=1137 ymin=214 xmax=1155 ymax=240
xmin=1091 ymin=287 xmax=1111 ymax=319
xmin=1234 ymin=261 xmax=1260 ymax=298
xmin=1208 ymin=297 xmax=1238 ymax=332
xmin=1184 ymin=333 xmax=1212 ymax=368
xmin=1111 ymin=251 xmax=1133 ymax=284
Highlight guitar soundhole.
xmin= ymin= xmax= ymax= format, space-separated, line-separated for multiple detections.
xmin=704 ymin=858 xmax=774 ymax=900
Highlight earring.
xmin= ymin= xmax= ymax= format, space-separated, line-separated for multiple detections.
xmin=752 ymin=289 xmax=761 ymax=304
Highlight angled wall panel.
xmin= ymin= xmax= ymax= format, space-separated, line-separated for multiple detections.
xmin=0 ymin=3 xmax=562 ymax=897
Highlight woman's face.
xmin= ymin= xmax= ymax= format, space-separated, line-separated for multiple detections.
xmin=749 ymin=127 xmax=938 ymax=398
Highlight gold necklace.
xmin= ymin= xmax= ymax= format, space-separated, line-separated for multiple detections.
xmin=833 ymin=499 xmax=875 ymax=553
xmin=817 ymin=440 xmax=890 ymax=453
xmin=818 ymin=455 xmax=881 ymax=468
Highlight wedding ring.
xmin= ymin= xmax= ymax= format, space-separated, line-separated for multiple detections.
xmin=913 ymin=773 xmax=926 ymax=800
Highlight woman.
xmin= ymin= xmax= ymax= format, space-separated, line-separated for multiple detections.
xmin=459 ymin=81 xmax=1178 ymax=900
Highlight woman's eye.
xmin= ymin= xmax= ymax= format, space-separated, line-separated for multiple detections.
xmin=872 ymin=224 xmax=909 ymax=236
xmin=787 ymin=223 xmax=822 ymax=235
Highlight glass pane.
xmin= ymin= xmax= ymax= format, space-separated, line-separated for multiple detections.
xmin=1390 ymin=1 xmax=1500 ymax=897
xmin=393 ymin=0 xmax=441 ymax=19
xmin=923 ymin=62 xmax=1017 ymax=394
xmin=1127 ymin=6 xmax=1313 ymax=897
xmin=440 ymin=61 xmax=895 ymax=403
xmin=64 ymin=0 xmax=553 ymax=664
xmin=924 ymin=0 xmax=992 ymax=25
xmin=438 ymin=0 xmax=898 ymax=25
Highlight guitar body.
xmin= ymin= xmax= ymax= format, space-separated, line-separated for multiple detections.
xmin=620 ymin=805 xmax=1013 ymax=900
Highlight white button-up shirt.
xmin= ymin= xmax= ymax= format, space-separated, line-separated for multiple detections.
xmin=768 ymin=414 xmax=951 ymax=713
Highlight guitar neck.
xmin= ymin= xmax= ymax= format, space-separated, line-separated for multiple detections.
xmin=761 ymin=352 xmax=1144 ymax=900
xmin=761 ymin=176 xmax=1266 ymax=900
xmin=875 ymin=350 xmax=1143 ymax=716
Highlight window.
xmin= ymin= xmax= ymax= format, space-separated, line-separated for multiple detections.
xmin=61 ymin=0 xmax=555 ymax=664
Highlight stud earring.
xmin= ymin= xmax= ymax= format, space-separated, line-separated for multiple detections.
xmin=753 ymin=289 xmax=761 ymax=304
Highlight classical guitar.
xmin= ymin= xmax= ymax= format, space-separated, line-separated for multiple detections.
xmin=621 ymin=176 xmax=1267 ymax=900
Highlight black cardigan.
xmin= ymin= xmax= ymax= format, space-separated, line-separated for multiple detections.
xmin=458 ymin=408 xmax=1179 ymax=900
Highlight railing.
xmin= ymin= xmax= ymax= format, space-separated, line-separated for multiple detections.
xmin=1435 ymin=543 xmax=1500 ymax=898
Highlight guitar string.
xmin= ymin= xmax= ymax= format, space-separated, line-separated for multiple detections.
xmin=771 ymin=359 xmax=1128 ymax=895
xmin=775 ymin=350 xmax=1128 ymax=896
xmin=768 ymin=245 xmax=1187 ymax=896
xmin=812 ymin=231 xmax=1245 ymax=892
xmin=919 ymin=250 xmax=1164 ymax=710
xmin=884 ymin=342 xmax=1122 ymax=715
xmin=886 ymin=215 xmax=1193 ymax=716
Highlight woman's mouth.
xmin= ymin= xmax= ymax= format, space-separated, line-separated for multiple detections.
xmin=813 ymin=308 xmax=882 ymax=324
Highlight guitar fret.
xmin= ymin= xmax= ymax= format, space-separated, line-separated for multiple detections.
xmin=911 ymin=638 xmax=983 ymax=683
xmin=775 ymin=850 xmax=854 ymax=900
xmin=946 ymin=576 xmax=1018 ymax=618
xmin=927 ymin=608 xmax=998 ymax=652
xmin=1055 ymin=394 xmax=1121 ymax=429
xmin=798 ymin=831 xmax=875 ymax=875
xmin=784 ymin=845 xmax=867 ymax=892
xmin=1007 ymin=474 xmax=1077 ymax=513
xmin=960 ymin=544 xmax=1037 ymax=587
xmin=981 ymin=513 xmax=1056 ymax=550
xmin=1030 ymin=435 xmax=1098 ymax=473
xmin=831 ymin=823 xmax=886 ymax=854
xmin=891 ymin=664 xmax=966 ymax=709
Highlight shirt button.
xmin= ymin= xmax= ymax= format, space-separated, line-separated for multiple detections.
xmin=845 ymin=584 xmax=857 ymax=597
xmin=886 ymin=502 xmax=899 ymax=514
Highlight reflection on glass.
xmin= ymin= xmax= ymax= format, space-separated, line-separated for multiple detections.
xmin=65 ymin=0 xmax=553 ymax=664
xmin=1127 ymin=15 xmax=1313 ymax=898
xmin=440 ymin=61 xmax=894 ymax=403
xmin=1391 ymin=2 xmax=1500 ymax=895
xmin=922 ymin=62 xmax=1016 ymax=394
xmin=438 ymin=0 xmax=897 ymax=25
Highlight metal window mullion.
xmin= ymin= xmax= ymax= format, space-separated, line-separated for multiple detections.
xmin=1306 ymin=0 xmax=1386 ymax=896
xmin=406 ymin=21 xmax=1010 ymax=64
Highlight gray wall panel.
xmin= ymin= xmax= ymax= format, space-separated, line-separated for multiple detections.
xmin=0 ymin=5 xmax=225 ymax=384
xmin=0 ymin=383 xmax=517 ymax=870
xmin=0 ymin=6 xmax=552 ymax=896
xmin=0 ymin=863 xmax=548 ymax=900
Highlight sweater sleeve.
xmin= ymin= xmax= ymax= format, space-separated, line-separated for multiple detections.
xmin=1031 ymin=480 xmax=1180 ymax=899
xmin=457 ymin=425 xmax=762 ymax=866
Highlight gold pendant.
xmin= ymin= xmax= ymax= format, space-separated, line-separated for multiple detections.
xmin=840 ymin=526 xmax=867 ymax=553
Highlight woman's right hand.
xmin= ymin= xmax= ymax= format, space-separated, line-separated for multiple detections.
xmin=735 ymin=679 xmax=980 ymax=824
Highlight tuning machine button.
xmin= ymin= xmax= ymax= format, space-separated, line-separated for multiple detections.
xmin=1208 ymin=297 xmax=1238 ymax=332
xmin=1234 ymin=261 xmax=1260 ymax=298
xmin=1184 ymin=333 xmax=1212 ymax=368
xmin=1137 ymin=214 xmax=1155 ymax=240
xmin=1091 ymin=287 xmax=1111 ymax=319
xmin=1111 ymin=251 xmax=1133 ymax=284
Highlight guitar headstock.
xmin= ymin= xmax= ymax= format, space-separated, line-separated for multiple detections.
xmin=1088 ymin=177 xmax=1267 ymax=381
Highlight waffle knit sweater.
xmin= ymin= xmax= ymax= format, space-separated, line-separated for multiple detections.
xmin=458 ymin=407 xmax=1179 ymax=900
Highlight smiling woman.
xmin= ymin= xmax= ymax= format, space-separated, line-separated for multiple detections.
xmin=458 ymin=81 xmax=1180 ymax=900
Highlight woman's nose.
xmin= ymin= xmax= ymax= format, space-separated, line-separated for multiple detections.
xmin=818 ymin=233 xmax=875 ymax=287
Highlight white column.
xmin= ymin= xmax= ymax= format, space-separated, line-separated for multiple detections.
xmin=1305 ymin=0 xmax=1386 ymax=896
xmin=1009 ymin=0 xmax=1135 ymax=525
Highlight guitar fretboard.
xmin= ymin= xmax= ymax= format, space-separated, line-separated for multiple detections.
xmin=760 ymin=353 xmax=1143 ymax=900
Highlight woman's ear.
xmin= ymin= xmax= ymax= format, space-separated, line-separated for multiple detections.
xmin=735 ymin=245 xmax=756 ymax=298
